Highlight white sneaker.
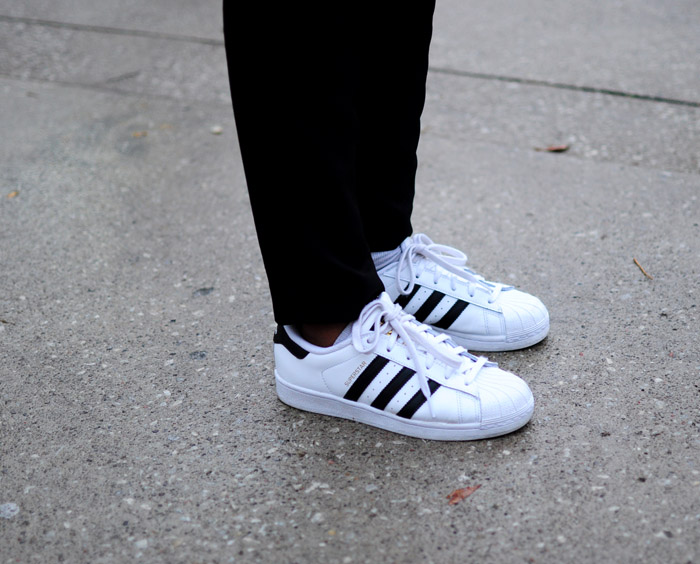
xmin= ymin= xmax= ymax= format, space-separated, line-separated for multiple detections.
xmin=376 ymin=234 xmax=549 ymax=352
xmin=274 ymin=293 xmax=534 ymax=440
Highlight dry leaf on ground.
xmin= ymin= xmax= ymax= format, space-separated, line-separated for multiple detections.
xmin=447 ymin=484 xmax=481 ymax=505
xmin=535 ymin=144 xmax=570 ymax=153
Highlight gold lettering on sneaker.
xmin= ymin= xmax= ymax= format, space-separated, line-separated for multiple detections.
xmin=344 ymin=360 xmax=367 ymax=387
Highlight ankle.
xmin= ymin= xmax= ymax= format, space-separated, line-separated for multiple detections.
xmin=300 ymin=322 xmax=348 ymax=347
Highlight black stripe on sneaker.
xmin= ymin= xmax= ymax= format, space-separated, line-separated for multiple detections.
xmin=395 ymin=285 xmax=420 ymax=308
xmin=273 ymin=326 xmax=308 ymax=359
xmin=370 ymin=366 xmax=415 ymax=411
xmin=344 ymin=356 xmax=390 ymax=402
xmin=396 ymin=379 xmax=441 ymax=419
xmin=432 ymin=299 xmax=470 ymax=330
xmin=413 ymin=290 xmax=445 ymax=322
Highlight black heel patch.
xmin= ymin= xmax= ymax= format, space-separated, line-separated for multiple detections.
xmin=273 ymin=325 xmax=309 ymax=359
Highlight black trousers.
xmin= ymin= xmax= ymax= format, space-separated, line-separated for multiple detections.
xmin=224 ymin=2 xmax=436 ymax=324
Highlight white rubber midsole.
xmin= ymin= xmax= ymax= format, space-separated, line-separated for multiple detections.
xmin=446 ymin=318 xmax=550 ymax=352
xmin=275 ymin=370 xmax=534 ymax=441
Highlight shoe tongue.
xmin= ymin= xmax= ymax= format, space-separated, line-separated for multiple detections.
xmin=375 ymin=291 xmax=395 ymax=310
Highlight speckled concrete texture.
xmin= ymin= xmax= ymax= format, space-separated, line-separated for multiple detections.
xmin=1 ymin=2 xmax=699 ymax=563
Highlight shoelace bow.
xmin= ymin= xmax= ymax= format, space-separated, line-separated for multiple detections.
xmin=395 ymin=234 xmax=508 ymax=304
xmin=352 ymin=295 xmax=488 ymax=418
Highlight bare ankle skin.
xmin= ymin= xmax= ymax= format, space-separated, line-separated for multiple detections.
xmin=300 ymin=323 xmax=348 ymax=347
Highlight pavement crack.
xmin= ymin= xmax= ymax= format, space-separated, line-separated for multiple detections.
xmin=0 ymin=72 xmax=216 ymax=104
xmin=98 ymin=70 xmax=142 ymax=86
xmin=429 ymin=66 xmax=700 ymax=108
xmin=2 ymin=14 xmax=698 ymax=109
xmin=0 ymin=14 xmax=224 ymax=46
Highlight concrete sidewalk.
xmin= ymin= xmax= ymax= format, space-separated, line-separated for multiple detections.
xmin=1 ymin=2 xmax=699 ymax=562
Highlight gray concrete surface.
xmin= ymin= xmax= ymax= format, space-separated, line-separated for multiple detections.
xmin=1 ymin=2 xmax=699 ymax=563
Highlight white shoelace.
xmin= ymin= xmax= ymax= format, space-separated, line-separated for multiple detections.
xmin=395 ymin=234 xmax=508 ymax=304
xmin=352 ymin=294 xmax=488 ymax=418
